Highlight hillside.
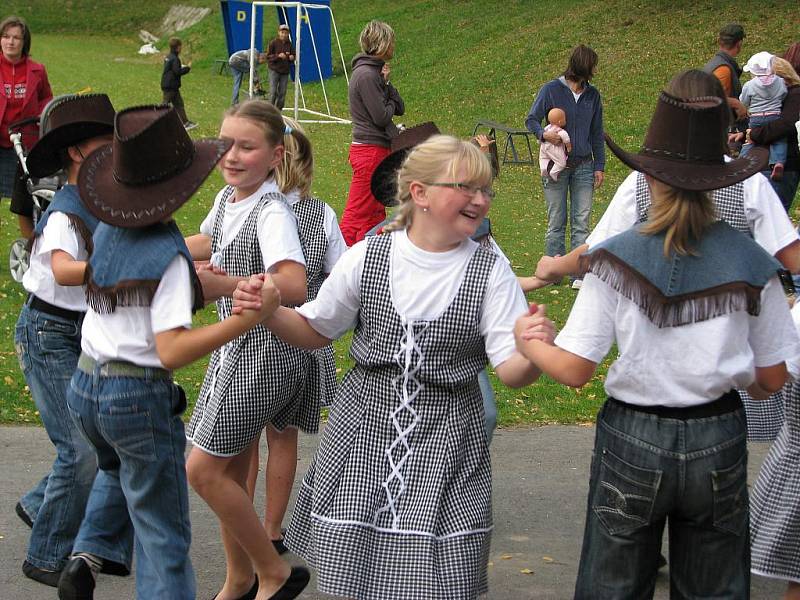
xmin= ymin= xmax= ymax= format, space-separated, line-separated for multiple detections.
xmin=0 ymin=1 xmax=797 ymax=424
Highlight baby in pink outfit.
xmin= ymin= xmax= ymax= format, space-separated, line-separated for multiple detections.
xmin=539 ymin=108 xmax=572 ymax=180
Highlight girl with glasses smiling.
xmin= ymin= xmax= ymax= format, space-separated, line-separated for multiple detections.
xmin=230 ymin=134 xmax=554 ymax=599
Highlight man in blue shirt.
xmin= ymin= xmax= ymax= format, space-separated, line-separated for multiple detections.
xmin=526 ymin=45 xmax=605 ymax=288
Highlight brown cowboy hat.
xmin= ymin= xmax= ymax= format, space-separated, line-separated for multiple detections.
xmin=27 ymin=94 xmax=115 ymax=178
xmin=78 ymin=105 xmax=231 ymax=228
xmin=370 ymin=122 xmax=440 ymax=206
xmin=604 ymin=92 xmax=768 ymax=191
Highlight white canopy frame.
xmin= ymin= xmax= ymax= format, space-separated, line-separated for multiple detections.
xmin=249 ymin=1 xmax=350 ymax=124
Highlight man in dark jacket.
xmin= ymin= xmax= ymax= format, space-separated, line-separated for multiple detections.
xmin=161 ymin=37 xmax=196 ymax=130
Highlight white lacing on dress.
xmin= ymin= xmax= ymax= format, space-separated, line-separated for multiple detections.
xmin=375 ymin=318 xmax=428 ymax=529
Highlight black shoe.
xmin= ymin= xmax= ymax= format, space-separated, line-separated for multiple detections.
xmin=22 ymin=560 xmax=61 ymax=587
xmin=15 ymin=501 xmax=33 ymax=528
xmin=210 ymin=576 xmax=258 ymax=600
xmin=269 ymin=567 xmax=310 ymax=600
xmin=272 ymin=537 xmax=289 ymax=555
xmin=58 ymin=557 xmax=95 ymax=600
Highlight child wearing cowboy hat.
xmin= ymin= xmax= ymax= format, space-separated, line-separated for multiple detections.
xmin=515 ymin=69 xmax=800 ymax=599
xmin=14 ymin=93 xmax=134 ymax=589
xmin=56 ymin=105 xmax=292 ymax=600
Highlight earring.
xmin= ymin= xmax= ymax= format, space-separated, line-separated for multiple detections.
xmin=422 ymin=207 xmax=428 ymax=212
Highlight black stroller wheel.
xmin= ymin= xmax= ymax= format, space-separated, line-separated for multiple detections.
xmin=9 ymin=238 xmax=30 ymax=283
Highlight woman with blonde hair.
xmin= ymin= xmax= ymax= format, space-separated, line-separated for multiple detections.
xmin=339 ymin=20 xmax=405 ymax=246
xmin=515 ymin=70 xmax=800 ymax=598
xmin=750 ymin=56 xmax=800 ymax=210
xmin=232 ymin=134 xmax=552 ymax=599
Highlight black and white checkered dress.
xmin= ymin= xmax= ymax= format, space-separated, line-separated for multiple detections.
xmin=635 ymin=172 xmax=785 ymax=440
xmin=285 ymin=234 xmax=496 ymax=599
xmin=290 ymin=196 xmax=338 ymax=428
xmin=187 ymin=188 xmax=307 ymax=456
xmin=750 ymin=379 xmax=800 ymax=582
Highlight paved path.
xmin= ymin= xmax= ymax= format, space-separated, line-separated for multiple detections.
xmin=0 ymin=425 xmax=785 ymax=599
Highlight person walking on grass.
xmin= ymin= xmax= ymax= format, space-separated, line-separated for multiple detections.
xmin=266 ymin=24 xmax=295 ymax=110
xmin=161 ymin=37 xmax=197 ymax=130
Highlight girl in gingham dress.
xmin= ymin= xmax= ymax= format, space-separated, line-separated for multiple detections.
xmin=184 ymin=100 xmax=310 ymax=600
xmin=246 ymin=117 xmax=346 ymax=555
xmin=750 ymin=301 xmax=800 ymax=599
xmin=233 ymin=135 xmax=553 ymax=599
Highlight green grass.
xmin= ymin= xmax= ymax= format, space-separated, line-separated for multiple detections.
xmin=1 ymin=0 xmax=797 ymax=425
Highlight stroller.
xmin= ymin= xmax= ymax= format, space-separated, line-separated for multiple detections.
xmin=7 ymin=99 xmax=66 ymax=282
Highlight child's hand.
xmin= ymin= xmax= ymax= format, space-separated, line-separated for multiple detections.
xmin=195 ymin=263 xmax=231 ymax=304
xmin=565 ymin=142 xmax=573 ymax=154
xmin=534 ymin=255 xmax=563 ymax=284
xmin=514 ymin=303 xmax=556 ymax=346
xmin=474 ymin=134 xmax=495 ymax=152
xmin=232 ymin=274 xmax=267 ymax=314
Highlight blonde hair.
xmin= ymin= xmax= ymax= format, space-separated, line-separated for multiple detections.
xmin=275 ymin=117 xmax=313 ymax=196
xmin=772 ymin=57 xmax=800 ymax=87
xmin=384 ymin=135 xmax=492 ymax=233
xmin=639 ymin=178 xmax=717 ymax=256
xmin=359 ymin=20 xmax=394 ymax=58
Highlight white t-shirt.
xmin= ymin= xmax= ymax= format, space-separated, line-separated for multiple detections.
xmin=788 ymin=302 xmax=800 ymax=380
xmin=555 ymin=273 xmax=800 ymax=407
xmin=297 ymin=229 xmax=528 ymax=368
xmin=199 ymin=179 xmax=306 ymax=271
xmin=23 ymin=212 xmax=88 ymax=311
xmin=81 ymin=256 xmax=194 ymax=367
xmin=284 ymin=189 xmax=347 ymax=273
xmin=587 ymin=169 xmax=798 ymax=255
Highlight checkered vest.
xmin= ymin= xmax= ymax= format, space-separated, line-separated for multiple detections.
xmin=634 ymin=172 xmax=750 ymax=236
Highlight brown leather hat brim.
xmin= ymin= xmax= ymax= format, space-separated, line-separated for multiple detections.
xmin=605 ymin=133 xmax=769 ymax=191
xmin=78 ymin=137 xmax=231 ymax=228
xmin=27 ymin=122 xmax=114 ymax=178
xmin=370 ymin=148 xmax=409 ymax=207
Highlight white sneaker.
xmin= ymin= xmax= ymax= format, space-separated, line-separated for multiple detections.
xmin=571 ymin=279 xmax=583 ymax=290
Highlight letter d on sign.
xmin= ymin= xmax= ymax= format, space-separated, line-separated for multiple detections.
xmin=237 ymin=10 xmax=246 ymax=21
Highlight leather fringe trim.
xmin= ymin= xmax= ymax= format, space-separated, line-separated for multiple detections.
xmin=85 ymin=267 xmax=160 ymax=314
xmin=65 ymin=214 xmax=95 ymax=256
xmin=85 ymin=262 xmax=205 ymax=314
xmin=582 ymin=250 xmax=763 ymax=328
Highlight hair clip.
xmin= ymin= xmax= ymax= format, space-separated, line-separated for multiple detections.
xmin=284 ymin=124 xmax=293 ymax=135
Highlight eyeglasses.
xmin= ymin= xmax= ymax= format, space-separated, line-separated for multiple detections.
xmin=426 ymin=182 xmax=495 ymax=200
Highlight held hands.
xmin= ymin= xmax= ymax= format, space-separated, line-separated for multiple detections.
xmin=381 ymin=63 xmax=391 ymax=82
xmin=534 ymin=254 xmax=564 ymax=285
xmin=514 ymin=303 xmax=557 ymax=348
xmin=232 ymin=274 xmax=281 ymax=322
xmin=195 ymin=262 xmax=229 ymax=304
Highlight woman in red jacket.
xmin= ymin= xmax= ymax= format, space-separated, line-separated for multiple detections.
xmin=0 ymin=15 xmax=52 ymax=237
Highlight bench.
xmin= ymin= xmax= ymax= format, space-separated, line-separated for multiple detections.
xmin=214 ymin=59 xmax=230 ymax=75
xmin=472 ymin=119 xmax=535 ymax=166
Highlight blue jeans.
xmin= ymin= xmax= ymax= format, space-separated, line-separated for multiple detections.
xmin=574 ymin=398 xmax=750 ymax=599
xmin=742 ymin=114 xmax=788 ymax=166
xmin=478 ymin=369 xmax=496 ymax=444
xmin=67 ymin=363 xmax=194 ymax=599
xmin=231 ymin=68 xmax=245 ymax=105
xmin=541 ymin=161 xmax=595 ymax=258
xmin=14 ymin=305 xmax=97 ymax=571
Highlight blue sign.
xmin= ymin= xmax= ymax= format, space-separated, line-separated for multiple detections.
xmin=220 ymin=0 xmax=265 ymax=55
xmin=277 ymin=0 xmax=332 ymax=83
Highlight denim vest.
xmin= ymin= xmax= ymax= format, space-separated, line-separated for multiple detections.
xmin=584 ymin=221 xmax=781 ymax=328
xmin=87 ymin=220 xmax=203 ymax=313
xmin=33 ymin=184 xmax=100 ymax=252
